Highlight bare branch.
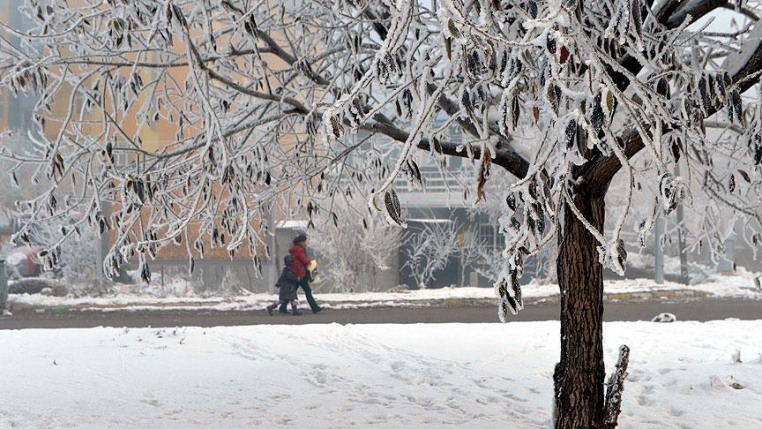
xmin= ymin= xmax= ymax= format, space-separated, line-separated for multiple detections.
xmin=604 ymin=345 xmax=631 ymax=429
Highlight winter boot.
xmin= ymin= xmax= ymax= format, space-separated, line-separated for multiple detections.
xmin=291 ymin=302 xmax=303 ymax=316
xmin=266 ymin=304 xmax=277 ymax=316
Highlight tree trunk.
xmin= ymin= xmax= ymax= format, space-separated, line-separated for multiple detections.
xmin=553 ymin=194 xmax=606 ymax=428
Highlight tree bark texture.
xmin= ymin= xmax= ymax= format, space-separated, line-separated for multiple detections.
xmin=553 ymin=194 xmax=606 ymax=429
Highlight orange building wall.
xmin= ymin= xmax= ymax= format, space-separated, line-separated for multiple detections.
xmin=1 ymin=2 xmax=310 ymax=264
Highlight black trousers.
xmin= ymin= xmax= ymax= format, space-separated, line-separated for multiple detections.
xmin=280 ymin=277 xmax=320 ymax=313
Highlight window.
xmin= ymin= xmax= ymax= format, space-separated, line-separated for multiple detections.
xmin=114 ymin=150 xmax=132 ymax=168
xmin=478 ymin=221 xmax=499 ymax=251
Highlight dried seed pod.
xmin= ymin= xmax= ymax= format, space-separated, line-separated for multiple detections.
xmin=511 ymin=96 xmax=520 ymax=129
xmin=546 ymin=32 xmax=557 ymax=55
xmin=527 ymin=1 xmax=538 ymax=18
xmin=590 ymin=92 xmax=604 ymax=133
xmin=447 ymin=18 xmax=462 ymax=39
xmin=548 ymin=84 xmax=561 ymax=115
xmin=506 ymin=193 xmax=517 ymax=211
xmin=406 ymin=159 xmax=422 ymax=187
xmin=656 ymin=78 xmax=670 ymax=99
xmin=730 ymin=90 xmax=743 ymax=125
xmin=384 ymin=189 xmax=404 ymax=226
xmin=565 ymin=119 xmax=578 ymax=149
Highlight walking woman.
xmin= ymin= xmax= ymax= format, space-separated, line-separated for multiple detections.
xmin=279 ymin=233 xmax=323 ymax=314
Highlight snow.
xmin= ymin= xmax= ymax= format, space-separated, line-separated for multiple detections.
xmin=407 ymin=218 xmax=454 ymax=224
xmin=0 ymin=321 xmax=760 ymax=428
xmin=276 ymin=220 xmax=309 ymax=229
xmin=2 ymin=275 xmax=761 ymax=427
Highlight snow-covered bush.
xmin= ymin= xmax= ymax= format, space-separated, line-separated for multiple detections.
xmin=402 ymin=218 xmax=459 ymax=289
xmin=18 ymin=214 xmax=104 ymax=294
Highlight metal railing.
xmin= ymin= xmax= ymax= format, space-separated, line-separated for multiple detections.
xmin=394 ymin=168 xmax=467 ymax=194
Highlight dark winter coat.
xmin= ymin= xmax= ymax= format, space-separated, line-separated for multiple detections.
xmin=288 ymin=244 xmax=311 ymax=279
xmin=276 ymin=267 xmax=299 ymax=301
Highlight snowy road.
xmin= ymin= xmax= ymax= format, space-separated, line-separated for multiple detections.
xmin=2 ymin=299 xmax=759 ymax=329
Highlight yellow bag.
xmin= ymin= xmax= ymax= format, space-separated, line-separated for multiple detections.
xmin=307 ymin=260 xmax=321 ymax=285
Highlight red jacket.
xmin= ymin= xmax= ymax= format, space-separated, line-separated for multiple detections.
xmin=288 ymin=244 xmax=310 ymax=278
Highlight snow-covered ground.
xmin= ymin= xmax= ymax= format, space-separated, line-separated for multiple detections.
xmin=7 ymin=269 xmax=761 ymax=313
xmin=1 ymin=321 xmax=760 ymax=428
xmin=3 ymin=272 xmax=761 ymax=427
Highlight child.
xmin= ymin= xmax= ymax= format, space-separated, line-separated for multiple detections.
xmin=266 ymin=255 xmax=303 ymax=316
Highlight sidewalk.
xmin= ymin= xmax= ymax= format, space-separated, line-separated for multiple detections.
xmin=4 ymin=286 xmax=743 ymax=316
xmin=4 ymin=272 xmax=761 ymax=315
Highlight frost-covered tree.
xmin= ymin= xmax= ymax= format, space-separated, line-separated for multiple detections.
xmin=465 ymin=166 xmax=560 ymax=282
xmin=2 ymin=0 xmax=762 ymax=426
xmin=26 ymin=214 xmax=101 ymax=284
xmin=309 ymin=191 xmax=402 ymax=292
xmin=403 ymin=218 xmax=460 ymax=288
xmin=0 ymin=134 xmax=38 ymax=219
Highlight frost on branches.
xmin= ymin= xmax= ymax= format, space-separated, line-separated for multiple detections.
xmin=309 ymin=189 xmax=402 ymax=293
xmin=0 ymin=0 xmax=761 ymax=310
xmin=4 ymin=0 xmax=762 ymax=426
xmin=403 ymin=217 xmax=460 ymax=289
